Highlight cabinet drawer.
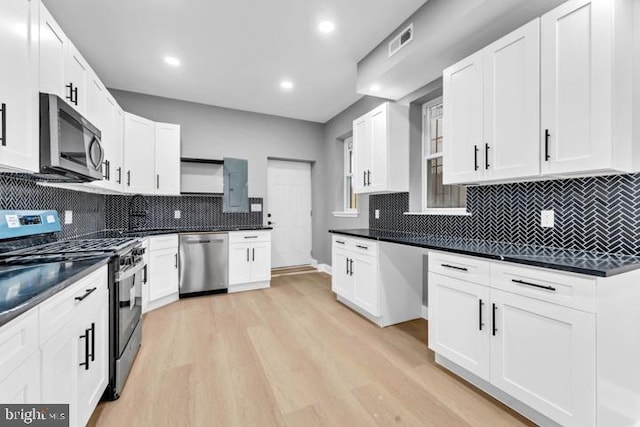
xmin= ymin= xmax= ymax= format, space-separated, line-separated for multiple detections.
xmin=39 ymin=266 xmax=108 ymax=345
xmin=229 ymin=230 xmax=271 ymax=244
xmin=332 ymin=235 xmax=378 ymax=257
xmin=428 ymin=251 xmax=491 ymax=285
xmin=0 ymin=309 xmax=38 ymax=382
xmin=149 ymin=234 xmax=178 ymax=251
xmin=491 ymin=262 xmax=596 ymax=312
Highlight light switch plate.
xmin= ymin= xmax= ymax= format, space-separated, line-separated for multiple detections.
xmin=174 ymin=210 xmax=181 ymax=219
xmin=251 ymin=203 xmax=262 ymax=212
xmin=375 ymin=209 xmax=380 ymax=219
xmin=541 ymin=210 xmax=554 ymax=228
xmin=64 ymin=211 xmax=73 ymax=225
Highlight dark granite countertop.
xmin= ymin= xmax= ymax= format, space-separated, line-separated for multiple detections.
xmin=79 ymin=226 xmax=272 ymax=239
xmin=0 ymin=256 xmax=111 ymax=327
xmin=329 ymin=229 xmax=640 ymax=277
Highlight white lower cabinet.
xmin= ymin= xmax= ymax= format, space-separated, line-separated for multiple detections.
xmin=228 ymin=231 xmax=271 ymax=292
xmin=428 ymin=251 xmax=611 ymax=427
xmin=331 ymin=235 xmax=422 ymax=327
xmin=0 ymin=351 xmax=40 ymax=403
xmin=146 ymin=235 xmax=179 ymax=311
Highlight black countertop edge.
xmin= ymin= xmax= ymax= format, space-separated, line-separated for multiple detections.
xmin=328 ymin=229 xmax=640 ymax=278
xmin=76 ymin=227 xmax=272 ymax=239
xmin=0 ymin=256 xmax=111 ymax=328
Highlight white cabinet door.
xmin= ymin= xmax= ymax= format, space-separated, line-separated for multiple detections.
xmin=331 ymin=246 xmax=354 ymax=298
xmin=491 ymin=289 xmax=596 ymax=427
xmin=0 ymin=352 xmax=40 ymax=404
xmin=352 ymin=115 xmax=369 ymax=193
xmin=367 ymin=104 xmax=388 ymax=193
xmin=86 ymin=71 xmax=105 ymax=130
xmin=229 ymin=244 xmax=251 ymax=285
xmin=428 ymin=273 xmax=491 ymax=381
xmin=443 ymin=51 xmax=484 ymax=184
xmin=76 ymin=286 xmax=109 ymax=427
xmin=64 ymin=43 xmax=89 ymax=114
xmin=484 ymin=19 xmax=540 ymax=181
xmin=154 ymin=122 xmax=181 ymax=195
xmin=41 ymin=325 xmax=78 ymax=420
xmin=250 ymin=241 xmax=271 ymax=282
xmin=111 ymin=103 xmax=125 ymax=191
xmin=149 ymin=247 xmax=179 ymax=302
xmin=39 ymin=3 xmax=67 ymax=99
xmin=141 ymin=239 xmax=151 ymax=313
xmin=351 ymin=253 xmax=379 ymax=317
xmin=124 ymin=112 xmax=156 ymax=194
xmin=95 ymin=95 xmax=122 ymax=191
xmin=0 ymin=0 xmax=39 ymax=173
xmin=540 ymin=0 xmax=612 ymax=175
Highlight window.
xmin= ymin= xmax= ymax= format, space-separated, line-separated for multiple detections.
xmin=422 ymin=98 xmax=467 ymax=213
xmin=344 ymin=137 xmax=357 ymax=211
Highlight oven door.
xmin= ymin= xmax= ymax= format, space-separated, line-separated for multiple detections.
xmin=115 ymin=259 xmax=144 ymax=357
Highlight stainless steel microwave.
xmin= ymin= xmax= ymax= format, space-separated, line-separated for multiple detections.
xmin=39 ymin=93 xmax=104 ymax=182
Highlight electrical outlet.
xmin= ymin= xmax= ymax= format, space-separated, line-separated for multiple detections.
xmin=64 ymin=211 xmax=73 ymax=225
xmin=251 ymin=203 xmax=262 ymax=212
xmin=375 ymin=209 xmax=380 ymax=219
xmin=174 ymin=210 xmax=181 ymax=219
xmin=541 ymin=210 xmax=554 ymax=228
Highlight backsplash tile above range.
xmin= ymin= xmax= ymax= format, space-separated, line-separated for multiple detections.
xmin=370 ymin=173 xmax=640 ymax=256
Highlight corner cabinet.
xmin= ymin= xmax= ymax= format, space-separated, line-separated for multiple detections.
xmin=0 ymin=0 xmax=39 ymax=173
xmin=124 ymin=113 xmax=156 ymax=194
xmin=228 ymin=231 xmax=271 ymax=293
xmin=427 ymin=250 xmax=640 ymax=427
xmin=331 ymin=235 xmax=422 ymax=327
xmin=443 ymin=19 xmax=540 ymax=185
xmin=154 ymin=123 xmax=181 ymax=196
xmin=352 ymin=102 xmax=409 ymax=194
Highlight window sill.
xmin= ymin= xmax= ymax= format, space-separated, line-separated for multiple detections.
xmin=404 ymin=209 xmax=471 ymax=217
xmin=332 ymin=211 xmax=360 ymax=218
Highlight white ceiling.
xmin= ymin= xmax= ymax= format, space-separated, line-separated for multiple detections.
xmin=42 ymin=0 xmax=427 ymax=123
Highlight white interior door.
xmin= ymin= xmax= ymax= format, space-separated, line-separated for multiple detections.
xmin=267 ymin=160 xmax=312 ymax=268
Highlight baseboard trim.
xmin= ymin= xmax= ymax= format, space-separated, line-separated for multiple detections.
xmin=317 ymin=264 xmax=331 ymax=274
xmin=421 ymin=305 xmax=428 ymax=320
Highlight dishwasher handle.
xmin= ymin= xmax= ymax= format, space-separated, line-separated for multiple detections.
xmin=184 ymin=239 xmax=225 ymax=244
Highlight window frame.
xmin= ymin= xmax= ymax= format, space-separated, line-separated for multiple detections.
xmin=420 ymin=97 xmax=469 ymax=215
xmin=332 ymin=136 xmax=359 ymax=218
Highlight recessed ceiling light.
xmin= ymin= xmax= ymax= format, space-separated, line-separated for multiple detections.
xmin=370 ymin=84 xmax=381 ymax=92
xmin=318 ymin=21 xmax=335 ymax=33
xmin=164 ymin=56 xmax=180 ymax=66
xmin=280 ymin=80 xmax=294 ymax=90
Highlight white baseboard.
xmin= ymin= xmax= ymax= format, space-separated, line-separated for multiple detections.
xmin=317 ymin=264 xmax=332 ymax=274
xmin=421 ymin=305 xmax=428 ymax=320
xmin=310 ymin=258 xmax=318 ymax=266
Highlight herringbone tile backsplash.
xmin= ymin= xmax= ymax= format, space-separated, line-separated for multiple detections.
xmin=370 ymin=174 xmax=640 ymax=256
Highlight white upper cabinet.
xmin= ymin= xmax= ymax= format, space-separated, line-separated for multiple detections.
xmin=39 ymin=2 xmax=66 ymax=99
xmin=86 ymin=70 xmax=105 ymax=130
xmin=352 ymin=102 xmax=409 ymax=194
xmin=89 ymin=93 xmax=124 ymax=193
xmin=124 ymin=112 xmax=156 ymax=194
xmin=154 ymin=122 xmax=181 ymax=195
xmin=540 ymin=0 xmax=634 ymax=175
xmin=64 ymin=43 xmax=89 ymax=115
xmin=443 ymin=19 xmax=540 ymax=185
xmin=0 ymin=0 xmax=39 ymax=173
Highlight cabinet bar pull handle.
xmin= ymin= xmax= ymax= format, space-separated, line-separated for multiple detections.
xmin=143 ymin=265 xmax=148 ymax=284
xmin=246 ymin=248 xmax=250 ymax=262
xmin=156 ymin=174 xmax=160 ymax=189
xmin=127 ymin=170 xmax=131 ymax=187
xmin=484 ymin=143 xmax=490 ymax=169
xmin=346 ymin=258 xmax=349 ymax=275
xmin=174 ymin=254 xmax=178 ymax=269
xmin=355 ymin=244 xmax=368 ymax=250
xmin=544 ymin=129 xmax=551 ymax=161
xmin=75 ymin=287 xmax=97 ymax=302
xmin=363 ymin=170 xmax=367 ymax=186
xmin=66 ymin=83 xmax=74 ymax=103
xmin=117 ymin=167 xmax=122 ymax=184
xmin=244 ymin=236 xmax=258 ymax=239
xmin=73 ymin=87 xmax=78 ymax=105
xmin=492 ymin=304 xmax=497 ymax=336
xmin=479 ymin=299 xmax=484 ymax=331
xmin=511 ymin=279 xmax=556 ymax=292
xmin=350 ymin=259 xmax=354 ymax=276
xmin=474 ymin=145 xmax=479 ymax=171
xmin=0 ymin=103 xmax=6 ymax=146
xmin=441 ymin=263 xmax=468 ymax=272
xmin=335 ymin=240 xmax=345 ymax=245
xmin=89 ymin=322 xmax=95 ymax=362
xmin=367 ymin=170 xmax=371 ymax=186
xmin=79 ymin=328 xmax=90 ymax=370
xmin=252 ymin=248 xmax=255 ymax=261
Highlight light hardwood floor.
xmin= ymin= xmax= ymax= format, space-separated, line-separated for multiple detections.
xmin=89 ymin=272 xmax=533 ymax=427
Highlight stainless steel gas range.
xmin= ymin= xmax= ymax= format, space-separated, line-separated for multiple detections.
xmin=0 ymin=210 xmax=146 ymax=400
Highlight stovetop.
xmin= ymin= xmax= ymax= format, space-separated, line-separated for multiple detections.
xmin=27 ymin=238 xmax=139 ymax=254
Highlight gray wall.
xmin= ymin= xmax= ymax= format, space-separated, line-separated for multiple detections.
xmin=315 ymin=95 xmax=389 ymax=265
xmin=110 ymin=89 xmax=326 ymax=258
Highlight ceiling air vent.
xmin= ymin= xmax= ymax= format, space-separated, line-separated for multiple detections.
xmin=388 ymin=24 xmax=413 ymax=58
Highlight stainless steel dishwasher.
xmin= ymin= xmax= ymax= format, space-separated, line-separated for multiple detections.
xmin=179 ymin=232 xmax=228 ymax=297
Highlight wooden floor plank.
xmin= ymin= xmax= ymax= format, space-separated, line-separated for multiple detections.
xmin=88 ymin=272 xmax=533 ymax=427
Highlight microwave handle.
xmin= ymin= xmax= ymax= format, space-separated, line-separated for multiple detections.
xmin=88 ymin=136 xmax=104 ymax=170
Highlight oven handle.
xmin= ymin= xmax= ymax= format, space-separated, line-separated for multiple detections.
xmin=115 ymin=258 xmax=146 ymax=282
